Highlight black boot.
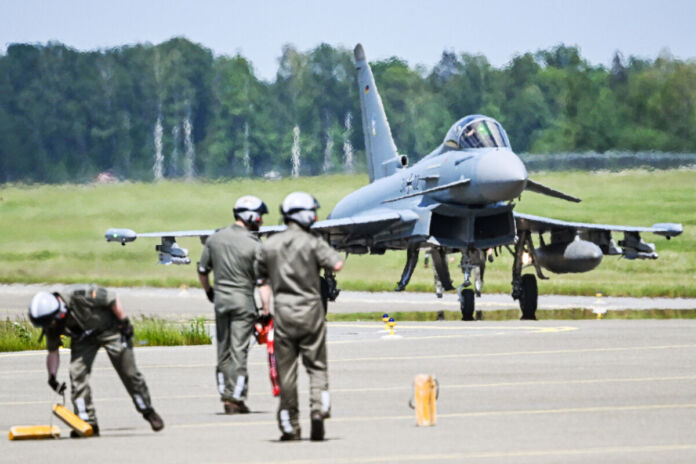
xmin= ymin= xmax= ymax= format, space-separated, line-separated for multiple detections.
xmin=310 ymin=411 xmax=324 ymax=441
xmin=143 ymin=409 xmax=164 ymax=431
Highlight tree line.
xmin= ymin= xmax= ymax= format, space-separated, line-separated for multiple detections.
xmin=0 ymin=38 xmax=694 ymax=183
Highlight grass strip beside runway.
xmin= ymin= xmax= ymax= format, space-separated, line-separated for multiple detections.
xmin=0 ymin=316 xmax=211 ymax=352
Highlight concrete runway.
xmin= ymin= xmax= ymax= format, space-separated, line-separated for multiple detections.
xmin=2 ymin=318 xmax=696 ymax=463
xmin=2 ymin=284 xmax=696 ymax=320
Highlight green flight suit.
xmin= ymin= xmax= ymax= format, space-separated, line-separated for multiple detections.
xmin=45 ymin=284 xmax=154 ymax=428
xmin=255 ymin=222 xmax=342 ymax=435
xmin=199 ymin=224 xmax=261 ymax=403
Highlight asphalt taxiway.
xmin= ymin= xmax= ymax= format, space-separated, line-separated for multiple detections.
xmin=2 ymin=284 xmax=695 ymax=320
xmin=2 ymin=318 xmax=696 ymax=463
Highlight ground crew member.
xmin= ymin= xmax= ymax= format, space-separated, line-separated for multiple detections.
xmin=256 ymin=192 xmax=343 ymax=441
xmin=28 ymin=285 xmax=164 ymax=437
xmin=198 ymin=195 xmax=268 ymax=414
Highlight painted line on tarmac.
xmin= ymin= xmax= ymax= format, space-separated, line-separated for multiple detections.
xmin=331 ymin=323 xmax=577 ymax=333
xmin=3 ymin=375 xmax=695 ymax=407
xmin=0 ymin=325 xmax=569 ymax=359
xmin=172 ymin=402 xmax=696 ymax=431
xmin=2 ymin=343 xmax=695 ymax=375
xmin=217 ymin=444 xmax=696 ymax=464
xmin=331 ymin=343 xmax=696 ymax=364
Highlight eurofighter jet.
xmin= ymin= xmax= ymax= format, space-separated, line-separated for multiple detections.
xmin=106 ymin=44 xmax=682 ymax=320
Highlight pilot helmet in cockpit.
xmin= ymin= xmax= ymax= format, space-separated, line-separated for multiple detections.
xmin=444 ymin=115 xmax=511 ymax=150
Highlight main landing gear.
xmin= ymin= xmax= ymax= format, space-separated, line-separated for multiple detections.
xmin=511 ymin=230 xmax=547 ymax=320
xmin=455 ymin=230 xmax=547 ymax=321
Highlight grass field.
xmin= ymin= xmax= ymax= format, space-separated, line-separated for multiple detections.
xmin=0 ymin=169 xmax=694 ymax=297
xmin=0 ymin=317 xmax=211 ymax=352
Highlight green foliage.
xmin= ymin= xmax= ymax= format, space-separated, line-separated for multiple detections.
xmin=132 ymin=316 xmax=211 ymax=346
xmin=0 ymin=318 xmax=44 ymax=351
xmin=0 ymin=316 xmax=211 ymax=352
xmin=2 ymin=39 xmax=696 ymax=184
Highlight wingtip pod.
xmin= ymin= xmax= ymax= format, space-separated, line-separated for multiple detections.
xmin=354 ymin=43 xmax=365 ymax=62
xmin=105 ymin=228 xmax=137 ymax=244
xmin=651 ymin=223 xmax=683 ymax=238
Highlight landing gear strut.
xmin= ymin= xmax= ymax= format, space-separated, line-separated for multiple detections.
xmin=511 ymin=230 xmax=547 ymax=320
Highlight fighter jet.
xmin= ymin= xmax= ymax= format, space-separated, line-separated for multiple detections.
xmin=105 ymin=44 xmax=682 ymax=320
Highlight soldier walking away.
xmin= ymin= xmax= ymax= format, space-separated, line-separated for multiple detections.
xmin=28 ymin=285 xmax=164 ymax=437
xmin=198 ymin=195 xmax=268 ymax=414
xmin=256 ymin=192 xmax=344 ymax=441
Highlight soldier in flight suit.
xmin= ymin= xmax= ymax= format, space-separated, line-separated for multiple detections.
xmin=256 ymin=192 xmax=343 ymax=441
xmin=198 ymin=195 xmax=268 ymax=414
xmin=28 ymin=285 xmax=164 ymax=437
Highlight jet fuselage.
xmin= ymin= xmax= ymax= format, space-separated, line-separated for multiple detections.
xmin=329 ymin=146 xmax=528 ymax=220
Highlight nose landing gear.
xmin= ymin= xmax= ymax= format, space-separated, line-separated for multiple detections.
xmin=457 ymin=249 xmax=486 ymax=321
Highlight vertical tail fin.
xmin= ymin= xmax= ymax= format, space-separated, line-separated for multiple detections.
xmin=354 ymin=44 xmax=402 ymax=183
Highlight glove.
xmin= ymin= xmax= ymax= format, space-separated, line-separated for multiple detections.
xmin=257 ymin=313 xmax=272 ymax=326
xmin=48 ymin=374 xmax=66 ymax=395
xmin=119 ymin=317 xmax=134 ymax=340
xmin=206 ymin=288 xmax=215 ymax=303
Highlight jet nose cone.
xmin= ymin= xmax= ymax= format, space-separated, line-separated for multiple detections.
xmin=476 ymin=150 xmax=528 ymax=202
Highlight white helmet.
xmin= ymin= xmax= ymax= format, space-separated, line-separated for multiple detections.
xmin=28 ymin=292 xmax=67 ymax=328
xmin=281 ymin=192 xmax=319 ymax=228
xmin=233 ymin=195 xmax=268 ymax=229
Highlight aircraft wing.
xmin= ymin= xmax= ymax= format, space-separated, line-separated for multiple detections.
xmin=105 ymin=209 xmax=418 ymax=263
xmin=310 ymin=210 xmax=420 ymax=251
xmin=514 ymin=212 xmax=683 ymax=259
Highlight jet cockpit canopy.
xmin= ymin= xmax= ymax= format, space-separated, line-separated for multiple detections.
xmin=444 ymin=115 xmax=511 ymax=150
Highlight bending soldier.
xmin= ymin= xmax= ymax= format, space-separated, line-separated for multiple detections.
xmin=256 ymin=192 xmax=343 ymax=441
xmin=198 ymin=195 xmax=268 ymax=414
xmin=28 ymin=285 xmax=164 ymax=437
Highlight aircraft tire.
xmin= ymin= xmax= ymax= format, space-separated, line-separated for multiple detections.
xmin=519 ymin=274 xmax=538 ymax=320
xmin=460 ymin=289 xmax=475 ymax=321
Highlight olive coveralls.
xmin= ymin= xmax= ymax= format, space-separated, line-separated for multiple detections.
xmin=45 ymin=285 xmax=154 ymax=428
xmin=255 ymin=222 xmax=342 ymax=435
xmin=199 ymin=224 xmax=261 ymax=403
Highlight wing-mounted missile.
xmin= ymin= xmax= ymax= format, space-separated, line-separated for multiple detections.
xmin=156 ymin=237 xmax=190 ymax=265
xmin=105 ymin=228 xmax=137 ymax=245
xmin=619 ymin=232 xmax=657 ymax=260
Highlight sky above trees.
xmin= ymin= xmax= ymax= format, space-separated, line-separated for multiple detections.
xmin=1 ymin=0 xmax=695 ymax=82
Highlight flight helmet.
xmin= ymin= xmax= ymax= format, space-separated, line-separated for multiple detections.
xmin=281 ymin=192 xmax=319 ymax=228
xmin=28 ymin=291 xmax=67 ymax=328
xmin=233 ymin=195 xmax=268 ymax=230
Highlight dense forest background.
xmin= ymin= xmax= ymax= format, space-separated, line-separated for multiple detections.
xmin=0 ymin=38 xmax=694 ymax=183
